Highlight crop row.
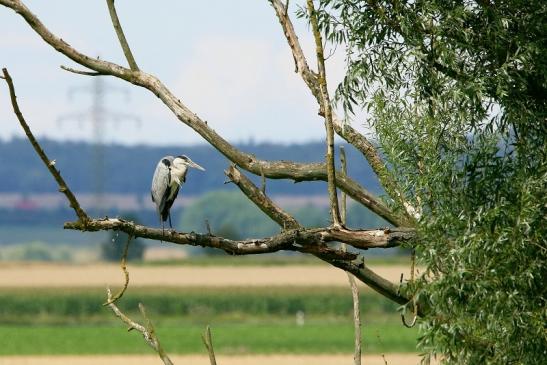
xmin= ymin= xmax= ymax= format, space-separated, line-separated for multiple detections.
xmin=0 ymin=287 xmax=399 ymax=324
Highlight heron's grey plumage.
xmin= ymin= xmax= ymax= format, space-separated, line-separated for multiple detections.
xmin=151 ymin=155 xmax=205 ymax=233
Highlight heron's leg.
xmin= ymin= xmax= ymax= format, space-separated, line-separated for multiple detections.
xmin=168 ymin=213 xmax=173 ymax=229
xmin=161 ymin=219 xmax=165 ymax=243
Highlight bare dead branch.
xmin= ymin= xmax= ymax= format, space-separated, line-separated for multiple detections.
xmin=201 ymin=325 xmax=218 ymax=365
xmin=349 ymin=272 xmax=362 ymax=365
xmin=341 ymin=146 xmax=362 ymax=365
xmin=307 ymin=0 xmax=342 ymax=227
xmin=327 ymin=256 xmax=417 ymax=309
xmin=138 ymin=303 xmax=173 ymax=364
xmin=340 ymin=146 xmax=348 ymax=224
xmin=270 ymin=0 xmax=415 ymax=224
xmin=64 ymin=217 xmax=413 ymax=252
xmin=105 ymin=0 xmax=139 ymax=71
xmin=60 ymin=65 xmax=103 ymax=76
xmin=270 ymin=0 xmax=319 ymax=94
xmin=225 ymin=165 xmax=300 ymax=230
xmin=0 ymin=0 xmax=405 ymax=226
xmin=1 ymin=68 xmax=90 ymax=224
xmin=103 ymin=234 xmax=132 ymax=306
xmin=106 ymin=288 xmax=174 ymax=365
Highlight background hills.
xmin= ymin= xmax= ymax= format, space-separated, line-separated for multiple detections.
xmin=0 ymin=138 xmax=381 ymax=195
xmin=0 ymin=138 xmax=389 ymax=250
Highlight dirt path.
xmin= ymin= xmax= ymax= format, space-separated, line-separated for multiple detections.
xmin=0 ymin=353 xmax=433 ymax=365
xmin=0 ymin=263 xmax=415 ymax=288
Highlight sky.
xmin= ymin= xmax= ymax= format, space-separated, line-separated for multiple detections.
xmin=0 ymin=1 xmax=359 ymax=146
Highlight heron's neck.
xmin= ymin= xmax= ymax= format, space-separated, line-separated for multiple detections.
xmin=171 ymin=165 xmax=188 ymax=185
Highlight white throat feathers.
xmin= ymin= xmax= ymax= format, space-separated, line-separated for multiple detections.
xmin=170 ymin=164 xmax=188 ymax=186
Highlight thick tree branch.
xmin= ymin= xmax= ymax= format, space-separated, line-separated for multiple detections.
xmin=105 ymin=0 xmax=139 ymax=71
xmin=225 ymin=165 xmax=300 ymax=230
xmin=0 ymin=0 xmax=404 ymax=226
xmin=106 ymin=289 xmax=174 ymax=365
xmin=327 ymin=256 xmax=418 ymax=310
xmin=1 ymin=68 xmax=90 ymax=224
xmin=307 ymin=0 xmax=342 ymax=227
xmin=270 ymin=0 xmax=320 ymax=94
xmin=64 ymin=218 xmax=413 ymax=252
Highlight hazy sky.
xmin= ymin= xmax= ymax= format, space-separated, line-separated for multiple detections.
xmin=0 ymin=1 xmax=358 ymax=146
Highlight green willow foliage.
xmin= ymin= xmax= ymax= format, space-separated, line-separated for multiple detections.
xmin=311 ymin=0 xmax=547 ymax=363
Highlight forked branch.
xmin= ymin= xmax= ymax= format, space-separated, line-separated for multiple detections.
xmin=106 ymin=288 xmax=174 ymax=365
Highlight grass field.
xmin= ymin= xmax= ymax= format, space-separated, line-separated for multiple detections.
xmin=0 ymin=286 xmax=401 ymax=324
xmin=0 ymin=354 xmax=431 ymax=365
xmin=1 ymin=322 xmax=418 ymax=355
xmin=0 ymin=285 xmax=419 ymax=355
xmin=0 ymin=262 xmax=420 ymax=360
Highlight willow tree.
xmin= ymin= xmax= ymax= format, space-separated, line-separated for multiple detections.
xmin=1 ymin=0 xmax=545 ymax=364
xmin=314 ymin=0 xmax=546 ymax=363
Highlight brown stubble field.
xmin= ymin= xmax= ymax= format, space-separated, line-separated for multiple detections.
xmin=0 ymin=262 xmax=415 ymax=288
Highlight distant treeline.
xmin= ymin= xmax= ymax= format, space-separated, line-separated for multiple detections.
xmin=0 ymin=190 xmax=388 ymax=243
xmin=0 ymin=138 xmax=381 ymax=195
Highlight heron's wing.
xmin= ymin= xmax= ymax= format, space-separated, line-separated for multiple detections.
xmin=151 ymin=157 xmax=173 ymax=216
xmin=163 ymin=184 xmax=180 ymax=218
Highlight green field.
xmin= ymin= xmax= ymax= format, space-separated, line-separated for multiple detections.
xmin=1 ymin=323 xmax=418 ymax=355
xmin=0 ymin=286 xmax=418 ymax=355
xmin=0 ymin=287 xmax=402 ymax=324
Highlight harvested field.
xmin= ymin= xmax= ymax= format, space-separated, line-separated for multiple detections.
xmin=0 ymin=263 xmax=416 ymax=288
xmin=0 ymin=353 xmax=434 ymax=365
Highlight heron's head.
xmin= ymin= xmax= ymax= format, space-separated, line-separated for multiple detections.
xmin=173 ymin=155 xmax=205 ymax=171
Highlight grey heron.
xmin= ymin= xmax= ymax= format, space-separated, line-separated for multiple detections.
xmin=151 ymin=155 xmax=205 ymax=234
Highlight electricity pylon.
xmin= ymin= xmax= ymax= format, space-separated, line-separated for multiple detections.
xmin=58 ymin=77 xmax=140 ymax=214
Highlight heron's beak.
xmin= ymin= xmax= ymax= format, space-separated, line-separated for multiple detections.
xmin=188 ymin=160 xmax=205 ymax=171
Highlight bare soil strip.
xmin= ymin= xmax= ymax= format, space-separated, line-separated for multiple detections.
xmin=0 ymin=263 xmax=415 ymax=288
xmin=0 ymin=353 xmax=432 ymax=365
